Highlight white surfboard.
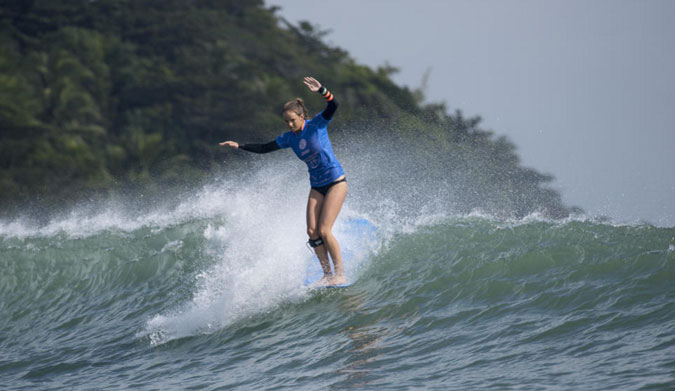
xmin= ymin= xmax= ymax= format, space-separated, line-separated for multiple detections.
xmin=304 ymin=217 xmax=376 ymax=289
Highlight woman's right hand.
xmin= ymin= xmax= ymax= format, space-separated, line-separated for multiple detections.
xmin=303 ymin=76 xmax=321 ymax=93
xmin=219 ymin=141 xmax=239 ymax=148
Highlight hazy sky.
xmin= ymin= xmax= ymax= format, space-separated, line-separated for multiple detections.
xmin=267 ymin=0 xmax=675 ymax=226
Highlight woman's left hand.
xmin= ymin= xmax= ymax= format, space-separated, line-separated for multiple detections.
xmin=303 ymin=76 xmax=321 ymax=92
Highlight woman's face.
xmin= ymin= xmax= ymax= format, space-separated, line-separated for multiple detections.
xmin=283 ymin=110 xmax=304 ymax=132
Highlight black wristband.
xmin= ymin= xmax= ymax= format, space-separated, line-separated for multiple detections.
xmin=318 ymin=86 xmax=327 ymax=95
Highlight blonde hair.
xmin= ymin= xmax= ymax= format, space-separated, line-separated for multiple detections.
xmin=282 ymin=98 xmax=308 ymax=119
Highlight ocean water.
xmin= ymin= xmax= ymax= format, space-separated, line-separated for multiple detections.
xmin=1 ymin=164 xmax=674 ymax=390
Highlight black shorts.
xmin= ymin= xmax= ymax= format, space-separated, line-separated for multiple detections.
xmin=311 ymin=177 xmax=347 ymax=196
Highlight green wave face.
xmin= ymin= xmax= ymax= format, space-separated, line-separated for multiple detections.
xmin=2 ymin=198 xmax=673 ymax=390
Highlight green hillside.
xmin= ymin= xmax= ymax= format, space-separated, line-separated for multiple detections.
xmin=0 ymin=0 xmax=575 ymax=217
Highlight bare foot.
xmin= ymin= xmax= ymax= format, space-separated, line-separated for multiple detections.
xmin=317 ymin=275 xmax=332 ymax=286
xmin=328 ymin=274 xmax=347 ymax=286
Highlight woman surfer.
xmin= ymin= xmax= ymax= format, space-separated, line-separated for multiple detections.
xmin=219 ymin=77 xmax=347 ymax=286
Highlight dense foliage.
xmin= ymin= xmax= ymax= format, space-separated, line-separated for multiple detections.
xmin=0 ymin=0 xmax=574 ymax=217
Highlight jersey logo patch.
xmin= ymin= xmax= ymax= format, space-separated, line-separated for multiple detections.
xmin=306 ymin=154 xmax=320 ymax=169
xmin=299 ymin=139 xmax=307 ymax=150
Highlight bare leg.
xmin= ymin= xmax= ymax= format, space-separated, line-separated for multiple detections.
xmin=318 ymin=181 xmax=348 ymax=285
xmin=307 ymin=189 xmax=331 ymax=282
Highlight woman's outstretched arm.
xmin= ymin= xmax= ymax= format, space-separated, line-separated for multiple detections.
xmin=219 ymin=140 xmax=280 ymax=154
xmin=304 ymin=76 xmax=338 ymax=121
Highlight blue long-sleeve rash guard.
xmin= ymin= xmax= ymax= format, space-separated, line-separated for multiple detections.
xmin=239 ymin=98 xmax=344 ymax=187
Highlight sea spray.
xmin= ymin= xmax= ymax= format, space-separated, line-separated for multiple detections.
xmin=2 ymin=150 xmax=674 ymax=389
